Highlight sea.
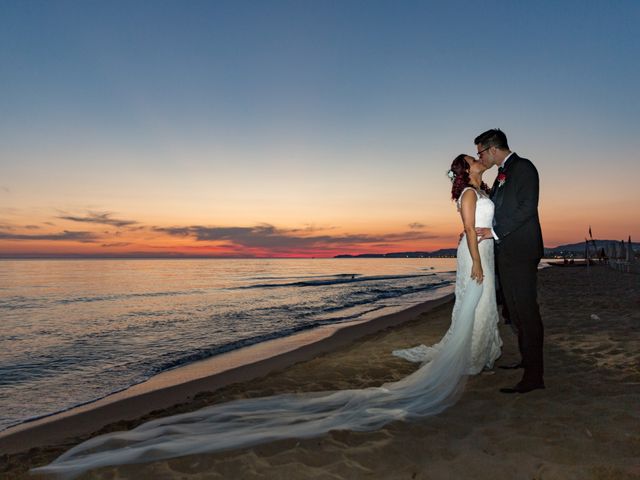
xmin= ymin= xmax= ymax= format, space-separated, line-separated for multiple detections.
xmin=0 ymin=257 xmax=456 ymax=432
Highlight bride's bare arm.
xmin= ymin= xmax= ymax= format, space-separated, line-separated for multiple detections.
xmin=460 ymin=189 xmax=483 ymax=284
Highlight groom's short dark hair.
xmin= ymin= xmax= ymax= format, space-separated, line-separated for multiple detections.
xmin=474 ymin=129 xmax=509 ymax=150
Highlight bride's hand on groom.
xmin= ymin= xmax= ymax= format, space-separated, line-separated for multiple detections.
xmin=475 ymin=227 xmax=493 ymax=243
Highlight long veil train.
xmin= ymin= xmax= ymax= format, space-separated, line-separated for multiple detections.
xmin=34 ymin=281 xmax=483 ymax=479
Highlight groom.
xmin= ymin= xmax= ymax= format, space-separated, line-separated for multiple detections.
xmin=474 ymin=129 xmax=545 ymax=394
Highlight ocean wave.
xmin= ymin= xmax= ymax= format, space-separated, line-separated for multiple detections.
xmin=236 ymin=273 xmax=435 ymax=289
xmin=0 ymin=284 xmax=455 ymax=432
xmin=0 ymin=289 xmax=209 ymax=310
xmin=1 ymin=279 xmax=454 ymax=387
xmin=0 ymin=303 xmax=392 ymax=432
xmin=0 ymin=296 xmax=47 ymax=310
xmin=146 ymin=305 xmax=397 ymax=376
xmin=150 ymin=281 xmax=452 ymax=375
xmin=248 ymin=273 xmax=361 ymax=281
xmin=245 ymin=279 xmax=451 ymax=317
xmin=1 ymin=258 xmax=460 ymax=433
xmin=58 ymin=289 xmax=209 ymax=305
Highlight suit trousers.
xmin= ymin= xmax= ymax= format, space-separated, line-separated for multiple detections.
xmin=496 ymin=254 xmax=544 ymax=384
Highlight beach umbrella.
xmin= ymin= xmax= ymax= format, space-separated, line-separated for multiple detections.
xmin=628 ymin=236 xmax=634 ymax=263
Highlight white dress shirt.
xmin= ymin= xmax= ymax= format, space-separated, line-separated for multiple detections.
xmin=491 ymin=151 xmax=514 ymax=240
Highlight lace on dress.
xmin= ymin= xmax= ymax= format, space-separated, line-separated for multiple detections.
xmin=393 ymin=186 xmax=502 ymax=374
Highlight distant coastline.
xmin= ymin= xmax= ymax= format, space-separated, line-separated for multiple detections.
xmin=335 ymin=250 xmax=456 ymax=259
xmin=335 ymin=240 xmax=640 ymax=260
xmin=0 ymin=240 xmax=637 ymax=260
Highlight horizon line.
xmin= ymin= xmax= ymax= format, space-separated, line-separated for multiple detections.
xmin=2 ymin=240 xmax=633 ymax=260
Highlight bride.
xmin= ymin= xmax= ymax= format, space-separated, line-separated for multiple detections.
xmin=34 ymin=155 xmax=502 ymax=478
xmin=393 ymin=154 xmax=502 ymax=372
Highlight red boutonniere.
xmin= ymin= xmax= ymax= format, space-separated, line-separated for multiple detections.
xmin=497 ymin=172 xmax=507 ymax=187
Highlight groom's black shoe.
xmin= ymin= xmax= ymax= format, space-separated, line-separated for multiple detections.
xmin=498 ymin=362 xmax=523 ymax=370
xmin=499 ymin=382 xmax=545 ymax=394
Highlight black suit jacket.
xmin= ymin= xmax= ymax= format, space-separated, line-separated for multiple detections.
xmin=490 ymin=153 xmax=544 ymax=259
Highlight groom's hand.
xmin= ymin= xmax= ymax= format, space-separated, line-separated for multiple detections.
xmin=475 ymin=227 xmax=493 ymax=243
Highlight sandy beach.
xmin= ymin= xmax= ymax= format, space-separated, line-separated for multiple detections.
xmin=1 ymin=265 xmax=639 ymax=479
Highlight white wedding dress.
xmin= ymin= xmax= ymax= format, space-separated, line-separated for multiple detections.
xmin=393 ymin=187 xmax=502 ymax=373
xmin=34 ymin=187 xmax=502 ymax=479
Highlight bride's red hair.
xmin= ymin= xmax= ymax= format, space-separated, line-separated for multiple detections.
xmin=449 ymin=154 xmax=489 ymax=201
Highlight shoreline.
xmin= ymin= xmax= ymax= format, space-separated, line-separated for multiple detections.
xmin=0 ymin=292 xmax=454 ymax=455
xmin=1 ymin=266 xmax=638 ymax=479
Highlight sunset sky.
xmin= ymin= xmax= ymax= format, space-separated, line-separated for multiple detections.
xmin=1 ymin=1 xmax=639 ymax=257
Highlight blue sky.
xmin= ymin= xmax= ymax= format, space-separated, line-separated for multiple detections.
xmin=3 ymin=1 xmax=637 ymax=144
xmin=1 ymin=0 xmax=639 ymax=256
